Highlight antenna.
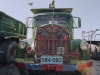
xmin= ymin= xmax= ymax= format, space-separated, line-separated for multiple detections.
xmin=49 ymin=0 xmax=55 ymax=25
xmin=49 ymin=0 xmax=55 ymax=8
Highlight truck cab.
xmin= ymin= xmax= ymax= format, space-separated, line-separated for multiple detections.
xmin=14 ymin=3 xmax=90 ymax=75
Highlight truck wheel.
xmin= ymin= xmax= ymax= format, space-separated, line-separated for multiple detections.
xmin=6 ymin=41 xmax=17 ymax=64
xmin=19 ymin=68 xmax=29 ymax=75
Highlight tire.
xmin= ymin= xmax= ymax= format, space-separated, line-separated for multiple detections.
xmin=19 ymin=68 xmax=29 ymax=75
xmin=0 ymin=41 xmax=9 ymax=63
xmin=5 ymin=41 xmax=17 ymax=64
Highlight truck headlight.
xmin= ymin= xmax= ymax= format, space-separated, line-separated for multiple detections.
xmin=18 ymin=41 xmax=26 ymax=49
xmin=80 ymin=41 xmax=89 ymax=51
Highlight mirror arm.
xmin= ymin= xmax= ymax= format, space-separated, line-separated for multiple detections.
xmin=26 ymin=17 xmax=34 ymax=28
xmin=73 ymin=16 xmax=79 ymax=18
xmin=26 ymin=17 xmax=29 ymax=27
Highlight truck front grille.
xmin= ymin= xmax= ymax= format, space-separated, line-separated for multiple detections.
xmin=35 ymin=26 xmax=70 ymax=55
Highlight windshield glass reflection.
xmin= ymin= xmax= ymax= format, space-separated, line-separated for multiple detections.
xmin=35 ymin=14 xmax=70 ymax=26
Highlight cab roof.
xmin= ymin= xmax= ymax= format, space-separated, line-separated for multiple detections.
xmin=31 ymin=8 xmax=73 ymax=14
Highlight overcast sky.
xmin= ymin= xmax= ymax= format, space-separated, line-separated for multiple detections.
xmin=0 ymin=0 xmax=100 ymax=39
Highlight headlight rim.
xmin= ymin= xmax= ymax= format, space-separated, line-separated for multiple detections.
xmin=80 ymin=41 xmax=89 ymax=51
xmin=18 ymin=41 xmax=26 ymax=49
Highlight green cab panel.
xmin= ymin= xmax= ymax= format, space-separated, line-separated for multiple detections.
xmin=71 ymin=39 xmax=89 ymax=60
xmin=16 ymin=47 xmax=27 ymax=59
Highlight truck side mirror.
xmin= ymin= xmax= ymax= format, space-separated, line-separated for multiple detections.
xmin=26 ymin=17 xmax=34 ymax=28
xmin=73 ymin=17 xmax=81 ymax=28
xmin=78 ymin=18 xmax=81 ymax=28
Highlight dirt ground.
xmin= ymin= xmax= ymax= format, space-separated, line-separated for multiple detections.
xmin=0 ymin=64 xmax=20 ymax=75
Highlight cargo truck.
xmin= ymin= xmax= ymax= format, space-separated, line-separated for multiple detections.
xmin=0 ymin=11 xmax=27 ymax=64
xmin=14 ymin=1 xmax=91 ymax=75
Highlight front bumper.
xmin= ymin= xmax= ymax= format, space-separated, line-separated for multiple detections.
xmin=14 ymin=60 xmax=77 ymax=72
xmin=25 ymin=64 xmax=77 ymax=71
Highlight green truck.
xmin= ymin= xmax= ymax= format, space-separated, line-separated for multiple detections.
xmin=82 ymin=29 xmax=100 ymax=60
xmin=14 ymin=1 xmax=91 ymax=75
xmin=0 ymin=11 xmax=27 ymax=64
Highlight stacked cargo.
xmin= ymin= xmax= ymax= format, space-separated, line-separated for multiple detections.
xmin=0 ymin=11 xmax=27 ymax=37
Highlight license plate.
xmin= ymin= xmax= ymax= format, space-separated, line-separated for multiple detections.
xmin=41 ymin=56 xmax=63 ymax=64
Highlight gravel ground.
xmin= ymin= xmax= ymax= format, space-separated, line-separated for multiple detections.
xmin=0 ymin=64 xmax=20 ymax=75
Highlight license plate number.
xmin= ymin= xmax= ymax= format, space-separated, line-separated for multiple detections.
xmin=41 ymin=56 xmax=63 ymax=64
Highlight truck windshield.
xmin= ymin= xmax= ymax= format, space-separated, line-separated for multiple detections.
xmin=35 ymin=14 xmax=70 ymax=26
